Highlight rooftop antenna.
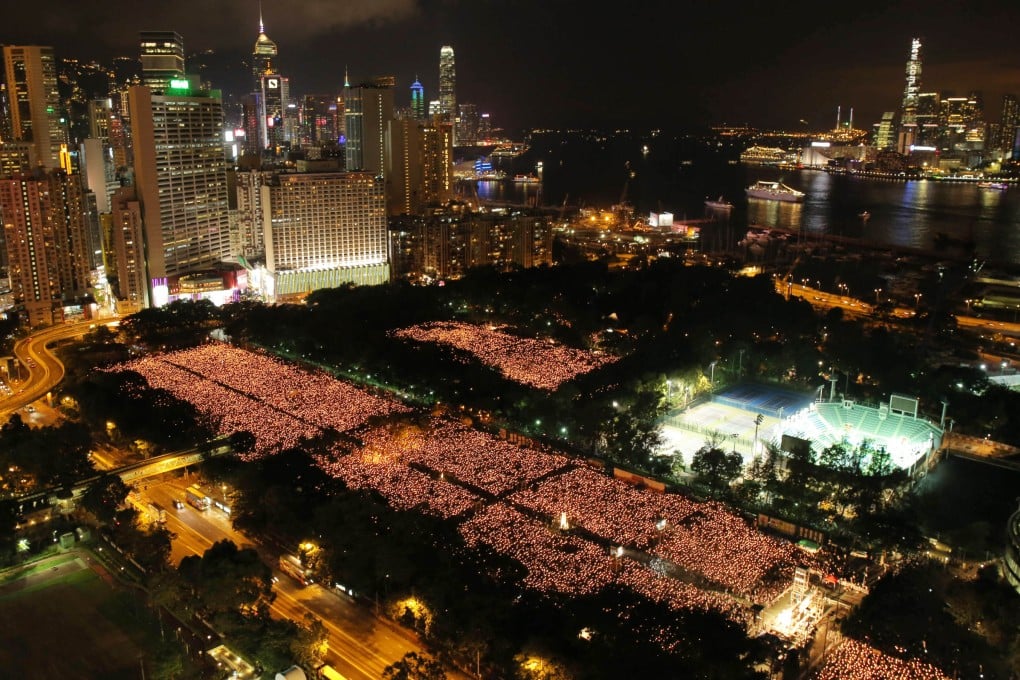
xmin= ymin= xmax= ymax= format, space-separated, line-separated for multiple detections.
xmin=344 ymin=65 xmax=350 ymax=88
xmin=259 ymin=0 xmax=265 ymax=33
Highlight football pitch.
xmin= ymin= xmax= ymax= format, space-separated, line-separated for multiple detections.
xmin=0 ymin=553 xmax=155 ymax=680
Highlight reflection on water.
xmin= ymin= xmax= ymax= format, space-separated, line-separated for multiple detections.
xmin=463 ymin=136 xmax=1020 ymax=263
xmin=746 ymin=198 xmax=803 ymax=231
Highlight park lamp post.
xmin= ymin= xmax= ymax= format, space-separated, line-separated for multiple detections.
xmin=753 ymin=413 xmax=764 ymax=456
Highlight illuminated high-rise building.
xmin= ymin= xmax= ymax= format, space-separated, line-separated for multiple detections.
xmin=939 ymin=95 xmax=968 ymax=149
xmin=2 ymin=45 xmax=65 ymax=170
xmin=872 ymin=112 xmax=896 ymax=150
xmin=999 ymin=94 xmax=1018 ymax=157
xmin=235 ymin=169 xmax=268 ymax=259
xmin=898 ymin=38 xmax=922 ymax=152
xmin=457 ymin=103 xmax=478 ymax=145
xmin=439 ymin=45 xmax=456 ymax=141
xmin=261 ymin=171 xmax=389 ymax=297
xmin=139 ymin=31 xmax=185 ymax=93
xmin=252 ymin=11 xmax=278 ymax=88
xmin=259 ymin=73 xmax=289 ymax=150
xmin=108 ymin=185 xmax=147 ymax=312
xmin=299 ymin=94 xmax=339 ymax=150
xmin=127 ymin=83 xmax=232 ymax=306
xmin=914 ymin=92 xmax=939 ymax=146
xmin=344 ymin=78 xmax=394 ymax=175
xmin=1 ymin=171 xmax=94 ymax=326
xmin=386 ymin=119 xmax=452 ymax=216
xmin=410 ymin=78 xmax=425 ymax=120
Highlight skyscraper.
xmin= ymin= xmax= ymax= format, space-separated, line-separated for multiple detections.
xmin=344 ymin=78 xmax=394 ymax=175
xmin=2 ymin=45 xmax=64 ymax=170
xmin=898 ymin=38 xmax=922 ymax=152
xmin=108 ymin=185 xmax=147 ymax=312
xmin=1 ymin=171 xmax=94 ymax=326
xmin=386 ymin=119 xmax=452 ymax=216
xmin=410 ymin=78 xmax=425 ymax=120
xmin=439 ymin=46 xmax=456 ymax=141
xmin=127 ymin=83 xmax=232 ymax=306
xmin=260 ymin=73 xmax=289 ymax=150
xmin=252 ymin=12 xmax=278 ymax=88
xmin=999 ymin=94 xmax=1018 ymax=157
xmin=139 ymin=32 xmax=185 ymax=93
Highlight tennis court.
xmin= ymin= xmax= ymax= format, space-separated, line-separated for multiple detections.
xmin=660 ymin=384 xmax=815 ymax=466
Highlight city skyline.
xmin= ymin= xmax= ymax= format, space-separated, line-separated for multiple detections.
xmin=4 ymin=0 xmax=1020 ymax=131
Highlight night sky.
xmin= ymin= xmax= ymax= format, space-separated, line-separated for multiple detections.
xmin=7 ymin=0 xmax=1020 ymax=132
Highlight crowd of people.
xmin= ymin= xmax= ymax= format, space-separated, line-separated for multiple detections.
xmin=354 ymin=419 xmax=572 ymax=496
xmin=616 ymin=562 xmax=747 ymax=622
xmin=510 ymin=466 xmax=802 ymax=599
xmin=813 ymin=639 xmax=950 ymax=680
xmin=110 ymin=342 xmax=810 ymax=647
xmin=113 ymin=356 xmax=320 ymax=459
xmin=391 ymin=321 xmax=616 ymax=390
xmin=112 ymin=343 xmax=406 ymax=461
xmin=159 ymin=343 xmax=408 ymax=432
xmin=510 ymin=467 xmax=701 ymax=549
xmin=651 ymin=500 xmax=802 ymax=601
xmin=313 ymin=448 xmax=481 ymax=519
xmin=459 ymin=503 xmax=616 ymax=597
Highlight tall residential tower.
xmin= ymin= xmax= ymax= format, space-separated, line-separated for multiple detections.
xmin=2 ymin=45 xmax=64 ymax=169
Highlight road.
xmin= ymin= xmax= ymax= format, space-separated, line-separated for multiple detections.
xmin=0 ymin=318 xmax=118 ymax=421
xmin=141 ymin=478 xmax=466 ymax=680
xmin=782 ymin=280 xmax=1020 ymax=338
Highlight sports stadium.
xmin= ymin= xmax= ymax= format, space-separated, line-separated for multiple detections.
xmin=663 ymin=384 xmax=944 ymax=476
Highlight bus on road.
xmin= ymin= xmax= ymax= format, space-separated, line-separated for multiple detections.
xmin=185 ymin=485 xmax=210 ymax=511
xmin=279 ymin=554 xmax=313 ymax=586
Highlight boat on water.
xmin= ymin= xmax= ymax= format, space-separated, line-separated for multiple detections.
xmin=704 ymin=196 xmax=734 ymax=211
xmin=513 ymin=174 xmax=541 ymax=184
xmin=490 ymin=142 xmax=529 ymax=158
xmin=977 ymin=181 xmax=1008 ymax=190
xmin=858 ymin=210 xmax=871 ymax=222
xmin=745 ymin=180 xmax=805 ymax=203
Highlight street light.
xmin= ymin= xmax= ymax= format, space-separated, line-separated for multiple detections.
xmin=914 ymin=292 xmax=922 ymax=310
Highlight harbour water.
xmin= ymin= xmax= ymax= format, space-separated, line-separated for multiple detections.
xmin=464 ymin=132 xmax=1020 ymax=267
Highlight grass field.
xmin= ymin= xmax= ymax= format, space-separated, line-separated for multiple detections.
xmin=0 ymin=553 xmax=157 ymax=680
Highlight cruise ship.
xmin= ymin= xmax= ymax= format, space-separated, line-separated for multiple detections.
xmin=490 ymin=142 xmax=529 ymax=158
xmin=739 ymin=146 xmax=792 ymax=165
xmin=745 ymin=180 xmax=805 ymax=202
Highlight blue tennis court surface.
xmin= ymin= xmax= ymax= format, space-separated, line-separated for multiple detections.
xmin=711 ymin=384 xmax=815 ymax=419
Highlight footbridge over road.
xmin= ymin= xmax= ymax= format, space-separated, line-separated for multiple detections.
xmin=11 ymin=438 xmax=234 ymax=525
